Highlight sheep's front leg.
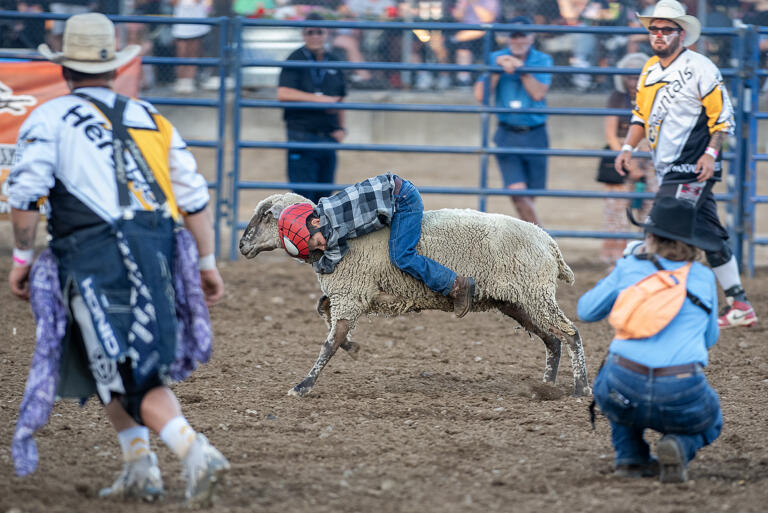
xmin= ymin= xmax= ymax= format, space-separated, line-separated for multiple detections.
xmin=316 ymin=295 xmax=359 ymax=359
xmin=288 ymin=319 xmax=350 ymax=397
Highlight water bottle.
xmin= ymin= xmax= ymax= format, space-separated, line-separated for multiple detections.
xmin=631 ymin=178 xmax=646 ymax=210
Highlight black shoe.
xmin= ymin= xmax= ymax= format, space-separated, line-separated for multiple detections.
xmin=614 ymin=460 xmax=659 ymax=478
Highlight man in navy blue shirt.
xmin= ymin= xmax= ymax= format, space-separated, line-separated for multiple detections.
xmin=474 ymin=16 xmax=552 ymax=226
xmin=278 ymin=13 xmax=347 ymax=204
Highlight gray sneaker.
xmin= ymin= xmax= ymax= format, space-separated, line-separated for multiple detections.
xmin=99 ymin=452 xmax=164 ymax=501
xmin=182 ymin=434 xmax=231 ymax=506
xmin=657 ymin=435 xmax=688 ymax=483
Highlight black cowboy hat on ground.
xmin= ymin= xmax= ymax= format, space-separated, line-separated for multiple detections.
xmin=627 ymin=196 xmax=721 ymax=252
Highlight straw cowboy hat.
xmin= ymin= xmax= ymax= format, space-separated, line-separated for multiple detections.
xmin=637 ymin=0 xmax=701 ymax=47
xmin=38 ymin=13 xmax=140 ymax=74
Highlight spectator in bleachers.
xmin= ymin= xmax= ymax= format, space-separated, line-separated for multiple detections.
xmin=501 ymin=0 xmax=562 ymax=25
xmin=124 ymin=0 xmax=163 ymax=90
xmin=452 ymin=0 xmax=500 ymax=86
xmin=171 ymin=0 xmax=212 ymax=94
xmin=333 ymin=0 xmax=396 ymax=84
xmin=596 ymin=52 xmax=655 ymax=265
xmin=473 ymin=16 xmax=551 ymax=225
xmin=0 ymin=0 xmax=47 ymax=49
xmin=277 ymin=13 xmax=347 ymax=204
xmin=411 ymin=0 xmax=453 ymax=91
xmin=702 ymin=0 xmax=740 ymax=69
xmin=48 ymin=0 xmax=96 ymax=51
xmin=626 ymin=0 xmax=655 ymax=55
xmin=741 ymin=0 xmax=768 ymax=93
xmin=570 ymin=0 xmax=630 ymax=92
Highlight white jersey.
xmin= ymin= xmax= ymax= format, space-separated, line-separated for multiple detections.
xmin=9 ymin=87 xmax=209 ymax=238
xmin=631 ymin=49 xmax=734 ymax=184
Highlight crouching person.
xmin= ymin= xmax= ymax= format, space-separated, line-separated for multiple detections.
xmin=277 ymin=172 xmax=476 ymax=317
xmin=577 ymin=197 xmax=722 ymax=483
xmin=8 ymin=13 xmax=229 ymax=505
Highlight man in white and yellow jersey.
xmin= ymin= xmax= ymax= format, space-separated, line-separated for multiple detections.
xmin=615 ymin=0 xmax=756 ymax=329
xmin=7 ymin=13 xmax=230 ymax=505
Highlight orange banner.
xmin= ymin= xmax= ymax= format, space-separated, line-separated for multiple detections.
xmin=0 ymin=57 xmax=141 ymax=217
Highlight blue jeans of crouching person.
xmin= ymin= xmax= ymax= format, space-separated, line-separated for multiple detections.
xmin=389 ymin=179 xmax=456 ymax=295
xmin=594 ymin=354 xmax=723 ymax=468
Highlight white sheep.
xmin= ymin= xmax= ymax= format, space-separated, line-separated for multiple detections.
xmin=239 ymin=192 xmax=591 ymax=397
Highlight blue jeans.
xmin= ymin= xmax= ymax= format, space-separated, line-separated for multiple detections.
xmin=593 ymin=355 xmax=723 ymax=467
xmin=389 ymin=179 xmax=456 ymax=295
xmin=287 ymin=129 xmax=336 ymax=204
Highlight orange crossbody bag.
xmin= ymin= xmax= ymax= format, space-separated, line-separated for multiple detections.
xmin=609 ymin=255 xmax=711 ymax=340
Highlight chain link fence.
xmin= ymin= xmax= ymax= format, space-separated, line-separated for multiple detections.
xmin=0 ymin=1 xmax=762 ymax=93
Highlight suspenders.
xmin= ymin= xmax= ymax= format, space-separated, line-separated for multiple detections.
xmin=73 ymin=92 xmax=169 ymax=217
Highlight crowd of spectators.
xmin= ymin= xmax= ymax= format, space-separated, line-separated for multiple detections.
xmin=1 ymin=0 xmax=767 ymax=92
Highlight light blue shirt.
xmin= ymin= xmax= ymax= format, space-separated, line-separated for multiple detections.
xmin=577 ymin=255 xmax=719 ymax=367
xmin=480 ymin=47 xmax=552 ymax=127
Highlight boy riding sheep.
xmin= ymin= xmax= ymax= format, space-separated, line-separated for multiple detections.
xmin=277 ymin=172 xmax=476 ymax=317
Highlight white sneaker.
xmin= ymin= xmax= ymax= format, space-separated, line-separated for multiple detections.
xmin=436 ymin=74 xmax=451 ymax=90
xmin=173 ymin=78 xmax=196 ymax=94
xmin=182 ymin=434 xmax=230 ymax=506
xmin=99 ymin=452 xmax=164 ymax=501
xmin=202 ymin=75 xmax=235 ymax=91
xmin=415 ymin=70 xmax=433 ymax=90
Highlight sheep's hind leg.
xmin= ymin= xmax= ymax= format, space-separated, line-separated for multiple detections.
xmin=498 ymin=303 xmax=562 ymax=385
xmin=316 ymin=295 xmax=359 ymax=359
xmin=564 ymin=327 xmax=591 ymax=397
xmin=289 ymin=319 xmax=350 ymax=397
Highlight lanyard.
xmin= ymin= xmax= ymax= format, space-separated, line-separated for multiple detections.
xmin=302 ymin=47 xmax=327 ymax=92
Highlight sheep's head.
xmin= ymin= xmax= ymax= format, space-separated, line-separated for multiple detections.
xmin=239 ymin=193 xmax=312 ymax=259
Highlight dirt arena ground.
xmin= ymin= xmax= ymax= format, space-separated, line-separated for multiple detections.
xmin=2 ymin=124 xmax=768 ymax=512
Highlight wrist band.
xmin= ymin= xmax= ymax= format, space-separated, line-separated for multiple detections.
xmin=621 ymin=144 xmax=634 ymax=153
xmin=198 ymin=254 xmax=216 ymax=271
xmin=12 ymin=248 xmax=34 ymax=268
xmin=705 ymin=146 xmax=719 ymax=159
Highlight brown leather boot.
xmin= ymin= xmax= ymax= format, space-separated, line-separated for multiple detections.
xmin=450 ymin=276 xmax=475 ymax=319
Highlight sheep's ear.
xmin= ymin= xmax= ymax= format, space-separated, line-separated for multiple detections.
xmin=269 ymin=204 xmax=285 ymax=219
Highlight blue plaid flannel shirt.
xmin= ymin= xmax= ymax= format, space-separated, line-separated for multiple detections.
xmin=313 ymin=172 xmax=398 ymax=274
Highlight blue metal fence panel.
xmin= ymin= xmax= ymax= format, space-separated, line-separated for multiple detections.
xmin=0 ymin=12 xmax=761 ymax=271
xmin=0 ymin=11 xmax=230 ymax=257
xmin=229 ymin=18 xmax=750 ymax=264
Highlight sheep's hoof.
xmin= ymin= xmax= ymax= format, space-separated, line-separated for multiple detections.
xmin=341 ymin=340 xmax=360 ymax=360
xmin=316 ymin=295 xmax=330 ymax=317
xmin=288 ymin=379 xmax=314 ymax=397
xmin=573 ymin=384 xmax=592 ymax=397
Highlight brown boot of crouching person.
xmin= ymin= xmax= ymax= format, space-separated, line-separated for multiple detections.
xmin=450 ymin=275 xmax=476 ymax=318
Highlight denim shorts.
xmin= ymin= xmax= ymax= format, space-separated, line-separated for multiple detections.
xmin=493 ymin=124 xmax=549 ymax=190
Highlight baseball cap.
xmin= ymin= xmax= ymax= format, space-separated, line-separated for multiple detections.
xmin=507 ymin=15 xmax=533 ymax=37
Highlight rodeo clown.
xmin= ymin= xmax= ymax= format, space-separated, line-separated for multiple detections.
xmin=614 ymin=0 xmax=757 ymax=329
xmin=7 ymin=13 xmax=230 ymax=505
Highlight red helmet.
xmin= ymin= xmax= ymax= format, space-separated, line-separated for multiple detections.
xmin=278 ymin=203 xmax=315 ymax=259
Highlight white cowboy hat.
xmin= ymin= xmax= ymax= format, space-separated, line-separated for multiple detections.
xmin=38 ymin=13 xmax=140 ymax=74
xmin=637 ymin=0 xmax=701 ymax=47
xmin=614 ymin=52 xmax=649 ymax=93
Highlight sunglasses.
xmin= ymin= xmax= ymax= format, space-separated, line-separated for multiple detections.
xmin=304 ymin=29 xmax=326 ymax=36
xmin=648 ymin=25 xmax=682 ymax=36
xmin=509 ymin=32 xmax=528 ymax=39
